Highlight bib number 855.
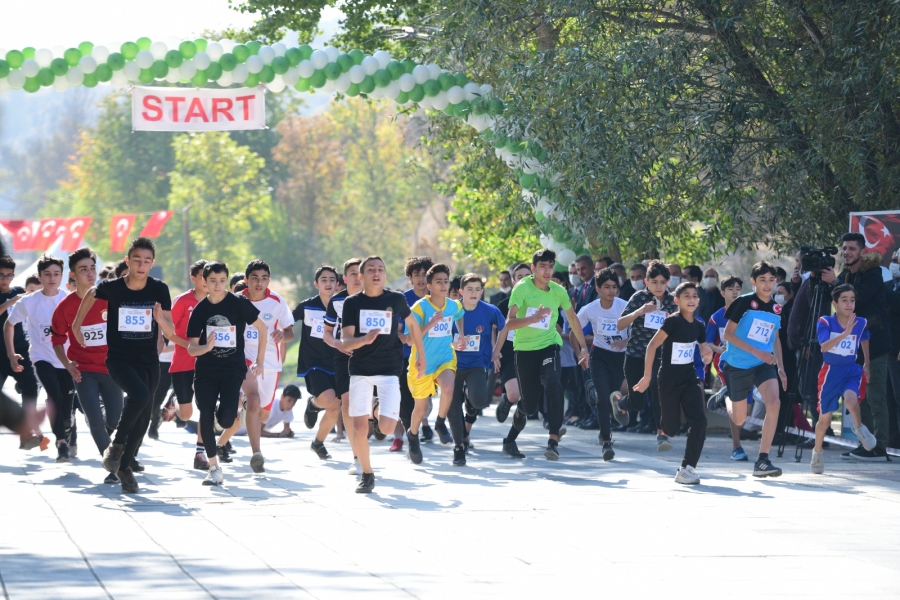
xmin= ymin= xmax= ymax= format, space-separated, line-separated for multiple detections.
xmin=124 ymin=315 xmax=147 ymax=326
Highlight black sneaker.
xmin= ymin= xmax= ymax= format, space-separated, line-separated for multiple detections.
xmin=370 ymin=418 xmax=387 ymax=441
xmin=435 ymin=421 xmax=453 ymax=445
xmin=421 ymin=424 xmax=434 ymax=442
xmin=496 ymin=397 xmax=512 ymax=423
xmin=303 ymin=398 xmax=320 ymax=429
xmin=844 ymin=446 xmax=888 ymax=461
xmin=453 ymin=444 xmax=467 ymax=467
xmin=753 ymin=458 xmax=783 ymax=477
xmin=544 ymin=442 xmax=560 ymax=461
xmin=311 ymin=439 xmax=332 ymax=460
xmin=147 ymin=419 xmax=159 ymax=440
xmin=356 ymin=472 xmax=375 ymax=494
xmin=407 ymin=431 xmax=423 ymax=464
xmin=103 ymin=472 xmax=119 ymax=484
xmin=56 ymin=441 xmax=70 ymax=463
xmin=225 ymin=441 xmax=235 ymax=455
xmin=707 ymin=386 xmax=728 ymax=412
xmin=131 ymin=459 xmax=145 ymax=472
xmin=502 ymin=439 xmax=525 ymax=459
xmin=193 ymin=452 xmax=209 ymax=470
xmin=602 ymin=441 xmax=615 ymax=461
xmin=216 ymin=445 xmax=233 ymax=463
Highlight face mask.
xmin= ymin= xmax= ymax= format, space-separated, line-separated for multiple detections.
xmin=702 ymin=277 xmax=717 ymax=291
xmin=631 ymin=279 xmax=645 ymax=291
xmin=801 ymin=271 xmax=811 ymax=282
xmin=774 ymin=294 xmax=786 ymax=305
xmin=891 ymin=263 xmax=900 ymax=279
xmin=500 ymin=286 xmax=512 ymax=294
xmin=569 ymin=274 xmax=580 ymax=286
xmin=668 ymin=276 xmax=681 ymax=290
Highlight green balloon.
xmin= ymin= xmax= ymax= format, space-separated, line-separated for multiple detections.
xmin=0 ymin=60 xmax=8 ymax=78
xmin=386 ymin=60 xmax=404 ymax=79
xmin=336 ymin=53 xmax=353 ymax=73
xmin=471 ymin=98 xmax=486 ymax=115
xmin=136 ymin=37 xmax=152 ymax=51
xmin=423 ymin=79 xmax=441 ymax=97
xmin=233 ymin=45 xmax=249 ymax=63
xmin=107 ymin=52 xmax=125 ymax=71
xmin=488 ymin=98 xmax=505 ymax=114
xmin=443 ymin=105 xmax=454 ymax=116
xmin=5 ymin=50 xmax=23 ymax=68
xmin=194 ymin=38 xmax=208 ymax=52
xmin=37 ymin=68 xmax=54 ymax=87
xmin=346 ymin=82 xmax=360 ymax=96
xmin=95 ymin=64 xmax=112 ymax=82
xmin=455 ymin=100 xmax=471 ymax=114
xmin=519 ymin=173 xmax=535 ymax=189
xmin=179 ymin=41 xmax=197 ymax=59
xmin=50 ymin=58 xmax=68 ymax=76
xmin=401 ymin=59 xmax=416 ymax=74
xmin=298 ymin=44 xmax=313 ymax=60
xmin=139 ymin=68 xmax=154 ymax=84
xmin=285 ymin=48 xmax=302 ymax=66
xmin=309 ymin=70 xmax=326 ymax=88
xmin=246 ymin=41 xmax=261 ymax=55
xmin=258 ymin=65 xmax=274 ymax=83
xmin=244 ymin=73 xmax=259 ymax=88
xmin=324 ymin=62 xmax=341 ymax=81
xmin=271 ymin=56 xmax=289 ymax=74
xmin=82 ymin=72 xmax=98 ymax=88
xmin=373 ymin=69 xmax=391 ymax=88
xmin=165 ymin=50 xmax=183 ymax=68
xmin=453 ymin=72 xmax=468 ymax=87
xmin=151 ymin=60 xmax=168 ymax=78
xmin=295 ymin=77 xmax=311 ymax=92
xmin=64 ymin=48 xmax=81 ymax=67
xmin=22 ymin=47 xmax=35 ymax=59
xmin=120 ymin=41 xmax=138 ymax=60
xmin=191 ymin=70 xmax=208 ymax=87
xmin=535 ymin=211 xmax=546 ymax=223
xmin=219 ymin=54 xmax=236 ymax=71
xmin=408 ymin=84 xmax=425 ymax=102
xmin=206 ymin=62 xmax=222 ymax=80
xmin=395 ymin=91 xmax=409 ymax=104
xmin=349 ymin=49 xmax=365 ymax=65
xmin=358 ymin=75 xmax=375 ymax=94
xmin=23 ymin=77 xmax=39 ymax=93
xmin=78 ymin=42 xmax=93 ymax=56
xmin=438 ymin=72 xmax=453 ymax=91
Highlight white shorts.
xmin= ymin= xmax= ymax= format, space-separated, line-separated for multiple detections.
xmin=256 ymin=370 xmax=281 ymax=411
xmin=349 ymin=375 xmax=400 ymax=420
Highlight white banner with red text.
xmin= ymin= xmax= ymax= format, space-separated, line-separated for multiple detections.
xmin=132 ymin=86 xmax=266 ymax=132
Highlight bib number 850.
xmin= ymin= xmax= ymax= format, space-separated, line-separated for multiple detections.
xmin=365 ymin=316 xmax=386 ymax=328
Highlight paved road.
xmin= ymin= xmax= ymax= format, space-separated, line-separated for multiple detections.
xmin=1 ymin=392 xmax=898 ymax=599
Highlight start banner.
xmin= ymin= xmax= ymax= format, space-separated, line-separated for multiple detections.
xmin=132 ymin=86 xmax=266 ymax=132
xmin=849 ymin=210 xmax=900 ymax=267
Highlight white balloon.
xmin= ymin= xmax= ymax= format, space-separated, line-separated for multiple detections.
xmin=398 ymin=73 xmax=416 ymax=92
xmin=164 ymin=36 xmax=181 ymax=50
xmin=373 ymin=50 xmax=391 ymax=68
xmin=557 ymin=249 xmax=576 ymax=266
xmin=52 ymin=76 xmax=70 ymax=92
xmin=21 ymin=59 xmax=40 ymax=78
xmin=78 ymin=55 xmax=97 ymax=74
xmin=206 ymin=42 xmax=224 ymax=61
xmin=426 ymin=64 xmax=442 ymax=79
xmin=110 ymin=70 xmax=129 ymax=87
xmin=135 ymin=50 xmax=154 ymax=69
xmin=367 ymin=85 xmax=383 ymax=99
xmin=347 ymin=64 xmax=366 ymax=84
xmin=324 ymin=46 xmax=341 ymax=62
xmin=297 ymin=60 xmax=315 ymax=78
xmin=165 ymin=69 xmax=181 ymax=84
xmin=447 ymin=85 xmax=465 ymax=104
xmin=178 ymin=60 xmax=197 ymax=80
xmin=150 ymin=41 xmax=168 ymax=60
xmin=272 ymin=43 xmax=287 ymax=57
xmin=310 ymin=50 xmax=329 ymax=70
xmin=193 ymin=52 xmax=211 ymax=70
xmin=232 ymin=63 xmax=248 ymax=83
xmin=51 ymin=45 xmax=66 ymax=60
xmin=539 ymin=234 xmax=549 ymax=248
xmin=258 ymin=46 xmax=275 ymax=65
xmin=0 ymin=78 xmax=10 ymax=93
xmin=35 ymin=48 xmax=53 ymax=67
xmin=383 ymin=80 xmax=400 ymax=100
xmin=245 ymin=55 xmax=263 ymax=74
xmin=418 ymin=95 xmax=433 ymax=110
xmin=219 ymin=39 xmax=235 ymax=53
xmin=216 ymin=71 xmax=234 ymax=87
xmin=319 ymin=79 xmax=335 ymax=94
xmin=361 ymin=56 xmax=379 ymax=75
xmin=0 ymin=49 xmax=5 ymax=62
xmin=480 ymin=84 xmax=493 ymax=96
xmin=334 ymin=72 xmax=351 ymax=93
xmin=91 ymin=45 xmax=110 ymax=63
xmin=266 ymin=76 xmax=285 ymax=93
xmin=412 ymin=65 xmax=430 ymax=84
xmin=463 ymin=82 xmax=480 ymax=101
xmin=66 ymin=67 xmax=84 ymax=86
xmin=282 ymin=67 xmax=299 ymax=87
xmin=123 ymin=61 xmax=140 ymax=80
xmin=431 ymin=91 xmax=449 ymax=110
xmin=7 ymin=70 xmax=25 ymax=89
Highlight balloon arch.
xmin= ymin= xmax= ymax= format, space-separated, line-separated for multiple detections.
xmin=0 ymin=38 xmax=587 ymax=266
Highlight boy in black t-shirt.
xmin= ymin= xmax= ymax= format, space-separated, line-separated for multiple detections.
xmin=634 ymin=282 xmax=712 ymax=485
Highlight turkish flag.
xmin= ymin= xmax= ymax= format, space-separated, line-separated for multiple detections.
xmin=109 ymin=214 xmax=137 ymax=253
xmin=35 ymin=218 xmax=68 ymax=251
xmin=61 ymin=216 xmax=93 ymax=252
xmin=12 ymin=222 xmax=38 ymax=252
xmin=0 ymin=220 xmax=31 ymax=253
xmin=139 ymin=211 xmax=174 ymax=238
xmin=850 ymin=212 xmax=900 ymax=266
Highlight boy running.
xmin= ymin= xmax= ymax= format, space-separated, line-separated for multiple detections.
xmin=398 ymin=256 xmax=435 ymax=446
xmin=493 ymin=263 xmax=533 ymax=423
xmin=810 ymin=284 xmax=876 ymax=474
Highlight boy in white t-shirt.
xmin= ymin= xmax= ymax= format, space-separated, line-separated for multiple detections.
xmin=259 ymin=385 xmax=301 ymax=438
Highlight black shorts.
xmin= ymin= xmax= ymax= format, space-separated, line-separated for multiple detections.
xmin=171 ymin=370 xmax=195 ymax=405
xmin=305 ymin=369 xmax=336 ymax=398
xmin=334 ymin=357 xmax=350 ymax=398
xmin=722 ymin=363 xmax=777 ymax=404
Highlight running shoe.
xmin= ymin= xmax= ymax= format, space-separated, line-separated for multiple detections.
xmin=544 ymin=442 xmax=559 ymax=461
xmin=103 ymin=472 xmax=118 ymax=484
xmin=203 ymin=464 xmax=224 ymax=486
xmin=657 ymin=434 xmax=673 ymax=452
xmin=389 ymin=437 xmax=404 ymax=452
xmin=810 ymin=450 xmax=824 ymax=474
xmin=161 ymin=396 xmax=177 ymax=422
xmin=731 ymin=446 xmax=748 ymax=461
xmin=303 ymin=398 xmax=319 ymax=429
xmin=371 ymin=419 xmax=387 ymax=441
xmin=435 ymin=421 xmax=453 ymax=445
xmin=194 ymin=452 xmax=209 ymax=470
xmin=102 ymin=443 xmax=124 ymax=473
xmin=602 ymin=442 xmax=615 ymax=461
xmin=421 ymin=424 xmax=434 ymax=442
xmin=495 ymin=396 xmax=512 ymax=423
xmin=557 ymin=427 xmax=567 ymax=440
xmin=852 ymin=423 xmax=878 ymax=452
xmin=753 ymin=458 xmax=783 ymax=477
xmin=19 ymin=433 xmax=44 ymax=451
xmin=147 ymin=419 xmax=159 ymax=440
xmin=843 ymin=446 xmax=888 ymax=461
xmin=184 ymin=420 xmax=198 ymax=434
xmin=609 ymin=392 xmax=630 ymax=427
xmin=311 ymin=439 xmax=332 ymax=460
xmin=117 ymin=467 xmax=139 ymax=493
xmin=250 ymin=452 xmax=265 ymax=473
xmin=356 ymin=472 xmax=375 ymax=494
xmin=502 ymin=439 xmax=525 ymax=459
xmin=452 ymin=444 xmax=467 ymax=467
xmin=56 ymin=440 xmax=70 ymax=463
xmin=707 ymin=386 xmax=728 ymax=412
xmin=225 ymin=441 xmax=235 ymax=454
xmin=348 ymin=457 xmax=361 ymax=476
xmin=131 ymin=459 xmax=144 ymax=472
xmin=407 ymin=431 xmax=423 ymax=465
xmin=216 ymin=445 xmax=233 ymax=463
xmin=675 ymin=465 xmax=700 ymax=485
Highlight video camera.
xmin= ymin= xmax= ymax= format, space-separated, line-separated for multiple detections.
xmin=799 ymin=246 xmax=837 ymax=275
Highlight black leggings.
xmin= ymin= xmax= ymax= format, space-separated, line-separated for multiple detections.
xmin=399 ymin=361 xmax=414 ymax=430
xmin=658 ymin=376 xmax=707 ymax=468
xmin=624 ymin=353 xmax=661 ymax=430
xmin=107 ymin=358 xmax=160 ymax=468
xmin=195 ymin=371 xmax=245 ymax=459
xmin=34 ymin=361 xmax=75 ymax=442
xmin=591 ymin=347 xmax=626 ymax=442
xmin=154 ymin=364 xmax=173 ymax=409
xmin=508 ymin=345 xmax=563 ymax=440
xmin=448 ymin=367 xmax=489 ymax=445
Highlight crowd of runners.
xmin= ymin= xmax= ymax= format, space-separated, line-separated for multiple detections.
xmin=0 ymin=231 xmax=892 ymax=494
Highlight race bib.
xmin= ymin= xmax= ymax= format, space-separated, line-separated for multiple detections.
xmin=828 ymin=332 xmax=857 ymax=357
xmin=671 ymin=342 xmax=695 ymax=365
xmin=310 ymin=318 xmax=325 ymax=339
xmin=747 ymin=318 xmax=775 ymax=345
xmin=459 ymin=334 xmax=480 ymax=352
xmin=429 ymin=316 xmax=452 ymax=338
xmin=599 ymin=319 xmax=619 ymax=335
xmin=359 ymin=310 xmax=391 ymax=334
xmin=526 ymin=307 xmax=551 ymax=330
xmin=245 ymin=325 xmax=259 ymax=341
xmin=644 ymin=311 xmax=666 ymax=330
xmin=506 ymin=329 xmax=515 ymax=342
xmin=207 ymin=325 xmax=236 ymax=348
xmin=118 ymin=308 xmax=152 ymax=332
xmin=81 ymin=323 xmax=107 ymax=347
xmin=36 ymin=322 xmax=52 ymax=343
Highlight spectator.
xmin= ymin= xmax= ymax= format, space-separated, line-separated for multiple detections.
xmin=609 ymin=263 xmax=634 ymax=300
xmin=775 ymin=266 xmax=787 ymax=284
xmin=684 ymin=265 xmax=709 ymax=322
xmin=666 ymin=263 xmax=682 ymax=291
xmin=702 ymin=267 xmax=726 ymax=317
xmin=625 ymin=264 xmax=647 ymax=300
xmin=568 ymin=262 xmax=580 ymax=287
xmin=571 ymin=255 xmax=598 ymax=311
xmin=489 ymin=269 xmax=513 ymax=306
xmin=595 ymin=256 xmax=613 ymax=272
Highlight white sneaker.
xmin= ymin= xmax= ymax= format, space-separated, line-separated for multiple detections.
xmin=810 ymin=450 xmax=824 ymax=474
xmin=348 ymin=457 xmax=360 ymax=476
xmin=203 ymin=464 xmax=224 ymax=486
xmin=674 ymin=465 xmax=700 ymax=485
xmin=852 ymin=423 xmax=877 ymax=451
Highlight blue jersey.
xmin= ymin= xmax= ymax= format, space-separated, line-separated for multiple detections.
xmin=454 ymin=301 xmax=506 ymax=371
xmin=402 ymin=288 xmax=425 ymax=359
xmin=721 ymin=294 xmax=781 ymax=370
xmin=817 ymin=315 xmax=869 ymax=366
xmin=409 ymin=296 xmax=464 ymax=374
xmin=706 ymin=307 xmax=727 ymax=346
